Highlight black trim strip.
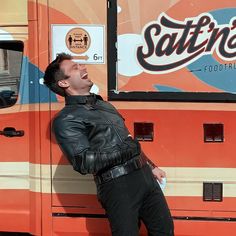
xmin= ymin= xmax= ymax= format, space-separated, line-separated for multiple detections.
xmin=52 ymin=213 xmax=236 ymax=222
xmin=52 ymin=213 xmax=107 ymax=218
xmin=173 ymin=216 xmax=236 ymax=222
xmin=107 ymin=0 xmax=117 ymax=93
xmin=108 ymin=91 xmax=236 ymax=102
xmin=0 ymin=25 xmax=28 ymax=27
xmin=0 ymin=40 xmax=24 ymax=52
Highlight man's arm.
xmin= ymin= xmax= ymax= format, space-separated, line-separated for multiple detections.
xmin=141 ymin=151 xmax=166 ymax=183
xmin=53 ymin=117 xmax=140 ymax=175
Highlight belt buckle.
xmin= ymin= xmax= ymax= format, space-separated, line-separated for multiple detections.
xmin=112 ymin=166 xmax=125 ymax=177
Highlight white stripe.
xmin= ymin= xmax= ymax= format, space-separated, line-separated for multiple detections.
xmin=0 ymin=162 xmax=29 ymax=189
xmin=51 ymin=165 xmax=95 ymax=194
xmin=0 ymin=162 xmax=236 ymax=197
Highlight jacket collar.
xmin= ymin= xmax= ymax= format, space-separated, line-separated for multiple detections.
xmin=65 ymin=93 xmax=103 ymax=105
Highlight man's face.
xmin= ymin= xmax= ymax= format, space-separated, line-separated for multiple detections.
xmin=59 ymin=59 xmax=93 ymax=95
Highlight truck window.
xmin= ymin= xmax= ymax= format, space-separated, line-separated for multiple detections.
xmin=0 ymin=41 xmax=23 ymax=108
xmin=108 ymin=1 xmax=236 ymax=102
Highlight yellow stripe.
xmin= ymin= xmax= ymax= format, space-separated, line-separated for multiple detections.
xmin=0 ymin=163 xmax=236 ymax=197
xmin=2 ymin=102 xmax=236 ymax=115
xmin=51 ymin=101 xmax=236 ymax=112
xmin=165 ymin=167 xmax=236 ymax=197
xmin=0 ymin=162 xmax=29 ymax=189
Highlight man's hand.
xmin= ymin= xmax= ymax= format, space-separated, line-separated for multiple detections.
xmin=152 ymin=167 xmax=166 ymax=183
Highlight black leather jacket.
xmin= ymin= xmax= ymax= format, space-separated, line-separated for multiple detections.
xmin=53 ymin=94 xmax=141 ymax=175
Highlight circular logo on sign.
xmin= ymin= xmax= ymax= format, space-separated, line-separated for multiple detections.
xmin=65 ymin=28 xmax=91 ymax=54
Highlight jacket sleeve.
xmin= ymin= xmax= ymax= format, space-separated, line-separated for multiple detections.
xmin=53 ymin=116 xmax=141 ymax=175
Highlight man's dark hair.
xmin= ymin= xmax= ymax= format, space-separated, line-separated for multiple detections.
xmin=44 ymin=53 xmax=72 ymax=96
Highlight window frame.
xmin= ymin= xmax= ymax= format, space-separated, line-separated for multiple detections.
xmin=0 ymin=40 xmax=24 ymax=108
xmin=107 ymin=0 xmax=236 ymax=102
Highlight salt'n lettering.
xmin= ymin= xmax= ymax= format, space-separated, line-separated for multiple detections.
xmin=137 ymin=13 xmax=236 ymax=74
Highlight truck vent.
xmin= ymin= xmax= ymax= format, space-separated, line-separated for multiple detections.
xmin=203 ymin=182 xmax=223 ymax=202
xmin=203 ymin=123 xmax=224 ymax=142
xmin=134 ymin=122 xmax=153 ymax=141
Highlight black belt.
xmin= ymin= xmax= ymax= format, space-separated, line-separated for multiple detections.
xmin=94 ymin=155 xmax=147 ymax=185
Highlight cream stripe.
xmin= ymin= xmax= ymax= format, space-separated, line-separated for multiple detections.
xmin=51 ymin=165 xmax=95 ymax=194
xmin=2 ymin=102 xmax=236 ymax=115
xmin=0 ymin=163 xmax=236 ymax=197
xmin=0 ymin=162 xmax=29 ymax=189
xmin=51 ymin=102 xmax=236 ymax=112
xmin=165 ymin=167 xmax=236 ymax=197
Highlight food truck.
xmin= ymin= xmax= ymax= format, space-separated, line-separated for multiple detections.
xmin=0 ymin=0 xmax=235 ymax=235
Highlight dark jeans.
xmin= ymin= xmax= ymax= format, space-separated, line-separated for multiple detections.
xmin=97 ymin=165 xmax=174 ymax=236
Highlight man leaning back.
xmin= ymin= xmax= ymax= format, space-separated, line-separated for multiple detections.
xmin=44 ymin=53 xmax=174 ymax=236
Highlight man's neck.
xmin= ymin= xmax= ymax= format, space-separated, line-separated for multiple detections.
xmin=66 ymin=91 xmax=91 ymax=96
